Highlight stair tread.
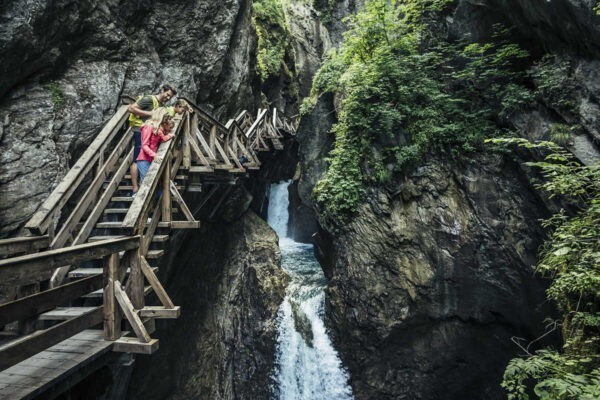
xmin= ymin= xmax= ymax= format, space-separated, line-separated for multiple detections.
xmin=39 ymin=307 xmax=98 ymax=320
xmin=95 ymin=221 xmax=170 ymax=229
xmin=146 ymin=250 xmax=164 ymax=259
xmin=88 ymin=235 xmax=169 ymax=243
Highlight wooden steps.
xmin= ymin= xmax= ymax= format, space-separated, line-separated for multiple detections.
xmin=39 ymin=307 xmax=99 ymax=321
xmin=88 ymin=235 xmax=169 ymax=243
xmin=95 ymin=221 xmax=170 ymax=229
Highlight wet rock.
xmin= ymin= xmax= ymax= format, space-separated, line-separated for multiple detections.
xmin=321 ymin=155 xmax=557 ymax=400
xmin=290 ymin=299 xmax=314 ymax=348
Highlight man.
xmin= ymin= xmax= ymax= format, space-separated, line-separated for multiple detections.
xmin=127 ymin=84 xmax=177 ymax=196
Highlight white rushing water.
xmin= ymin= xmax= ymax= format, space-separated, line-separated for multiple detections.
xmin=268 ymin=181 xmax=354 ymax=400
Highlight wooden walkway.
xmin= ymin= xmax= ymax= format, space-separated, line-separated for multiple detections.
xmin=0 ymin=97 xmax=296 ymax=398
xmin=0 ymin=330 xmax=112 ymax=399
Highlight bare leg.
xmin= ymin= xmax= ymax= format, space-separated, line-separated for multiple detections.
xmin=130 ymin=162 xmax=139 ymax=193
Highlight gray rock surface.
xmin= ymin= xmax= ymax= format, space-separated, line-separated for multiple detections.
xmin=129 ymin=211 xmax=288 ymax=400
xmin=320 ymin=155 xmax=555 ymax=400
xmin=0 ymin=0 xmax=259 ymax=237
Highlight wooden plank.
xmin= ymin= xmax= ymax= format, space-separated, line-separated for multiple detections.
xmin=141 ymin=200 xmax=163 ymax=256
xmin=170 ymin=221 xmax=201 ymax=229
xmin=209 ymin=125 xmax=217 ymax=158
xmin=113 ymin=281 xmax=150 ymax=342
xmin=169 ymin=181 xmax=195 ymax=222
xmin=51 ymin=129 xmax=131 ymax=249
xmin=139 ymin=306 xmax=180 ymax=319
xmin=146 ymin=250 xmax=164 ymax=259
xmin=213 ymin=137 xmax=233 ymax=166
xmin=0 ymin=308 xmax=104 ymax=371
xmin=0 ymin=274 xmax=101 ymax=327
xmin=140 ymin=256 xmax=174 ymax=308
xmin=244 ymin=109 xmax=268 ymax=139
xmin=112 ymin=337 xmax=158 ymax=355
xmin=194 ymin=126 xmax=218 ymax=161
xmin=39 ymin=307 xmax=98 ymax=321
xmin=189 ymin=132 xmax=213 ymax=167
xmin=103 ymin=253 xmax=120 ymax=341
xmin=0 ymin=237 xmax=139 ymax=284
xmin=189 ymin=166 xmax=214 ymax=173
xmin=25 ymin=106 xmax=130 ymax=235
xmin=0 ymin=236 xmax=49 ymax=258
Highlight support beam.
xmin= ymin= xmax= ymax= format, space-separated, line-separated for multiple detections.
xmin=140 ymin=256 xmax=174 ymax=308
xmin=113 ymin=281 xmax=151 ymax=343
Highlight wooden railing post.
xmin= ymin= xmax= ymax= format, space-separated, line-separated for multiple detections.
xmin=103 ymin=252 xmax=121 ymax=341
xmin=210 ymin=125 xmax=216 ymax=157
xmin=128 ymin=249 xmax=144 ymax=310
xmin=161 ymin=156 xmax=172 ymax=223
xmin=182 ymin=114 xmax=191 ymax=169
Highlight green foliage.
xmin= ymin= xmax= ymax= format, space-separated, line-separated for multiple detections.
xmin=488 ymin=138 xmax=600 ymax=399
xmin=549 ymin=123 xmax=572 ymax=147
xmin=310 ymin=0 xmax=532 ymax=226
xmin=44 ymin=81 xmax=64 ymax=111
xmin=530 ymin=55 xmax=579 ymax=114
xmin=252 ymin=0 xmax=293 ymax=81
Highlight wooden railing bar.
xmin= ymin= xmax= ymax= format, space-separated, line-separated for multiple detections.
xmin=0 ymin=307 xmax=104 ymax=372
xmin=51 ymin=128 xmax=132 ymax=249
xmin=0 ymin=274 xmax=103 ymax=327
xmin=0 ymin=236 xmax=140 ymax=284
xmin=0 ymin=236 xmax=49 ymax=258
xmin=25 ymin=106 xmax=130 ymax=235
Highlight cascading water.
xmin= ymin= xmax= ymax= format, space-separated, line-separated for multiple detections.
xmin=268 ymin=180 xmax=354 ymax=400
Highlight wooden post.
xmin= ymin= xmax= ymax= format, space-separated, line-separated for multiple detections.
xmin=161 ymin=156 xmax=172 ymax=223
xmin=183 ymin=114 xmax=191 ymax=169
xmin=103 ymin=252 xmax=121 ymax=341
xmin=128 ymin=249 xmax=144 ymax=310
xmin=210 ymin=125 xmax=216 ymax=157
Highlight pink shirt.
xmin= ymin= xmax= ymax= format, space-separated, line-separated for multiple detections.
xmin=137 ymin=125 xmax=173 ymax=162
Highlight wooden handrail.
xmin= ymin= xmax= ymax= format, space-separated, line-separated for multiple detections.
xmin=0 ymin=236 xmax=140 ymax=284
xmin=0 ymin=236 xmax=49 ymax=258
xmin=180 ymin=96 xmax=229 ymax=134
xmin=25 ymin=106 xmax=130 ymax=235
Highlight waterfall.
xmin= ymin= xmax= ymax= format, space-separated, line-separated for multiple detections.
xmin=268 ymin=180 xmax=354 ymax=400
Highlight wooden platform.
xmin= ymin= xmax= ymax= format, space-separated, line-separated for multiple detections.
xmin=0 ymin=330 xmax=113 ymax=400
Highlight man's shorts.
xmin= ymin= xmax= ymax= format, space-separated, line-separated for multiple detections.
xmin=133 ymin=128 xmax=142 ymax=161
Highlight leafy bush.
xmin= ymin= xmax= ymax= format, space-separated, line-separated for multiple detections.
xmin=252 ymin=0 xmax=293 ymax=81
xmin=488 ymin=138 xmax=600 ymax=400
xmin=309 ymin=0 xmax=532 ymax=226
xmin=530 ymin=55 xmax=579 ymax=114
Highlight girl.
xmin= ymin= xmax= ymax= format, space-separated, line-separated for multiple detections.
xmin=135 ymin=109 xmax=175 ymax=191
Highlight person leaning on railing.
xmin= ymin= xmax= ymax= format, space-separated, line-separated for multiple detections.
xmin=127 ymin=84 xmax=177 ymax=196
xmin=136 ymin=108 xmax=175 ymax=190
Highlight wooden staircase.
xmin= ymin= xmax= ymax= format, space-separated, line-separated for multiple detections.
xmin=0 ymin=95 xmax=296 ymax=393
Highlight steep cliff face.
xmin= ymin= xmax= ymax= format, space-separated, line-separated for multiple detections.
xmin=294 ymin=2 xmax=600 ymax=399
xmin=0 ymin=0 xmax=259 ymax=237
xmin=129 ymin=210 xmax=288 ymax=400
xmin=317 ymin=154 xmax=555 ymax=399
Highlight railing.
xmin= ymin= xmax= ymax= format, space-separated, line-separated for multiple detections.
xmin=0 ymin=236 xmax=140 ymax=371
xmin=0 ymin=95 xmax=298 ymax=373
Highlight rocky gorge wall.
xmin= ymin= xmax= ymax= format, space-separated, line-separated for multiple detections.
xmin=291 ymin=1 xmax=600 ymax=399
xmin=0 ymin=0 xmax=261 ymax=237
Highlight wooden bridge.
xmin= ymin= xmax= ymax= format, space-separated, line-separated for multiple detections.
xmin=0 ymin=97 xmax=296 ymax=399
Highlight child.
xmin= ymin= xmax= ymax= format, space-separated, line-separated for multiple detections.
xmin=135 ymin=109 xmax=175 ymax=190
xmin=167 ymin=99 xmax=193 ymax=117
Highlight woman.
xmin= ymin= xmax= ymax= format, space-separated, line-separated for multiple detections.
xmin=134 ymin=109 xmax=175 ymax=193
